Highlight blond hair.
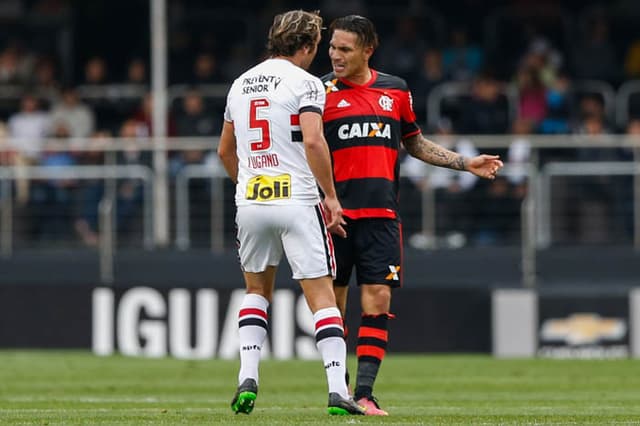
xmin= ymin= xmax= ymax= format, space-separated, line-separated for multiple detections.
xmin=267 ymin=10 xmax=323 ymax=57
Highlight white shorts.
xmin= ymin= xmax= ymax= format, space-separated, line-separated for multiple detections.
xmin=235 ymin=203 xmax=336 ymax=280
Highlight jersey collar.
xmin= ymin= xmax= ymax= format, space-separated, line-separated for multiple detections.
xmin=338 ymin=69 xmax=377 ymax=88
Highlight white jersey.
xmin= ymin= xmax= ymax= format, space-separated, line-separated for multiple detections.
xmin=224 ymin=58 xmax=326 ymax=206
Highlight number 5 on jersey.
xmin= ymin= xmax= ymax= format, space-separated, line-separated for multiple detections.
xmin=250 ymin=98 xmax=271 ymax=152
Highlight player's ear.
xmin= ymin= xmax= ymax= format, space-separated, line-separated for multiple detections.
xmin=363 ymin=46 xmax=374 ymax=60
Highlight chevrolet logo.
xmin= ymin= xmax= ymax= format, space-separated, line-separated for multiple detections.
xmin=540 ymin=313 xmax=626 ymax=345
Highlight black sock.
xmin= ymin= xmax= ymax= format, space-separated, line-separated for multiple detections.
xmin=354 ymin=314 xmax=389 ymax=399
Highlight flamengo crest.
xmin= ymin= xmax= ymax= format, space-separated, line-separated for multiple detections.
xmin=379 ymin=95 xmax=393 ymax=111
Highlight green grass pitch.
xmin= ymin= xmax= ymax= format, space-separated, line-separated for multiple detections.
xmin=1 ymin=351 xmax=640 ymax=425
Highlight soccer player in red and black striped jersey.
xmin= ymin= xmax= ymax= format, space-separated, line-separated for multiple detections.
xmin=321 ymin=15 xmax=504 ymax=415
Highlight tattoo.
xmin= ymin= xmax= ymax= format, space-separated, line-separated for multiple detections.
xmin=403 ymin=134 xmax=466 ymax=171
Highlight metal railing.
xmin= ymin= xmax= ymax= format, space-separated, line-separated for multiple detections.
xmin=536 ymin=161 xmax=640 ymax=249
xmin=1 ymin=135 xmax=639 ymax=288
xmin=98 ymin=197 xmax=114 ymax=284
xmin=426 ymin=81 xmax=519 ymax=130
xmin=0 ymin=164 xmax=154 ymax=283
xmin=427 ymin=80 xmax=617 ymax=132
xmin=174 ymin=163 xmax=226 ymax=253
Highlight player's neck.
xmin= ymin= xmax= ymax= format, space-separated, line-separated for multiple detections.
xmin=343 ymin=67 xmax=372 ymax=86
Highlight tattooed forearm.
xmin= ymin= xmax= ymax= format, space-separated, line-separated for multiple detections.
xmin=403 ymin=134 xmax=467 ymax=171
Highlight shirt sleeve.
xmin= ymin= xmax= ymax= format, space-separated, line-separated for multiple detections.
xmin=401 ymin=89 xmax=421 ymax=139
xmin=223 ymin=103 xmax=232 ymax=123
xmin=297 ymin=77 xmax=325 ymax=115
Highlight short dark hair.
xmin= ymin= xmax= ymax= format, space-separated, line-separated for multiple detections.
xmin=329 ymin=15 xmax=379 ymax=50
xmin=267 ymin=10 xmax=323 ymax=57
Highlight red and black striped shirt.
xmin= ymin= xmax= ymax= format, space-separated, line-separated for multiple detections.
xmin=321 ymin=69 xmax=421 ymax=219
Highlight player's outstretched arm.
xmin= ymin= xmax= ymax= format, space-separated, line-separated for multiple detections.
xmin=403 ymin=133 xmax=503 ymax=179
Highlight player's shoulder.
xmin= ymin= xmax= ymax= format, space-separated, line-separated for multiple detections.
xmin=320 ymin=72 xmax=346 ymax=95
xmin=281 ymin=63 xmax=322 ymax=87
xmin=372 ymin=71 xmax=409 ymax=91
xmin=320 ymin=72 xmax=336 ymax=83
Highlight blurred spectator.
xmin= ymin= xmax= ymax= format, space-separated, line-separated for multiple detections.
xmin=172 ymin=89 xmax=220 ymax=173
xmin=575 ymin=94 xmax=607 ymax=125
xmin=442 ymin=27 xmax=484 ymax=82
xmin=0 ymin=40 xmax=34 ymax=85
xmin=30 ymin=122 xmax=77 ymax=241
xmin=172 ymin=88 xmax=221 ymax=243
xmin=50 ymin=86 xmax=95 ymax=138
xmin=571 ymin=114 xmax=618 ymax=243
xmin=572 ymin=15 xmax=619 ymax=84
xmin=0 ymin=45 xmax=21 ymax=84
xmin=175 ymin=90 xmax=219 ymax=138
xmin=472 ymin=176 xmax=521 ymax=246
xmin=82 ymin=57 xmax=140 ymax=132
xmin=191 ymin=52 xmax=224 ymax=84
xmin=75 ymin=119 xmax=151 ymax=245
xmin=32 ymin=56 xmax=58 ymax=90
xmin=115 ymin=119 xmax=147 ymax=237
xmin=515 ymin=65 xmax=547 ymax=125
xmin=7 ymin=94 xmax=50 ymax=205
xmin=538 ymin=70 xmax=572 ymax=134
xmin=411 ymin=48 xmax=446 ymax=127
xmin=459 ymin=74 xmax=510 ymax=134
xmin=520 ymin=37 xmax=563 ymax=88
xmin=504 ymin=120 xmax=533 ymax=238
xmin=131 ymin=92 xmax=176 ymax=137
xmin=7 ymin=94 xmax=50 ymax=161
xmin=506 ymin=118 xmax=534 ymax=187
xmin=544 ymin=106 xmax=612 ymax=243
xmin=126 ymin=57 xmax=147 ymax=85
xmin=401 ymin=119 xmax=480 ymax=249
xmin=83 ymin=56 xmax=109 ymax=85
xmin=74 ymin=129 xmax=111 ymax=246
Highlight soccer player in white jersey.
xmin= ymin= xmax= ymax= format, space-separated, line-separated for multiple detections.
xmin=217 ymin=10 xmax=364 ymax=416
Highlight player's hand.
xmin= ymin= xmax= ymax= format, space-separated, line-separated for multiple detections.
xmin=467 ymin=154 xmax=503 ymax=180
xmin=322 ymin=196 xmax=347 ymax=238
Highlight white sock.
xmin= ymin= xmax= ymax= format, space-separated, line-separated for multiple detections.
xmin=237 ymin=293 xmax=269 ymax=385
xmin=314 ymin=307 xmax=349 ymax=398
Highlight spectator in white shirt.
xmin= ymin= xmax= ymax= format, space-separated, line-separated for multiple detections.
xmin=7 ymin=94 xmax=51 ymax=203
xmin=7 ymin=94 xmax=51 ymax=160
xmin=50 ymin=86 xmax=95 ymax=138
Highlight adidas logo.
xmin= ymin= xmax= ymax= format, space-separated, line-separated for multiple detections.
xmin=337 ymin=99 xmax=351 ymax=108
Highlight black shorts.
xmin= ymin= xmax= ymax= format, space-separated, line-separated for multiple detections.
xmin=333 ymin=217 xmax=402 ymax=287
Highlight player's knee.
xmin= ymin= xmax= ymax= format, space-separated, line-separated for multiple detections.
xmin=362 ymin=285 xmax=391 ymax=313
